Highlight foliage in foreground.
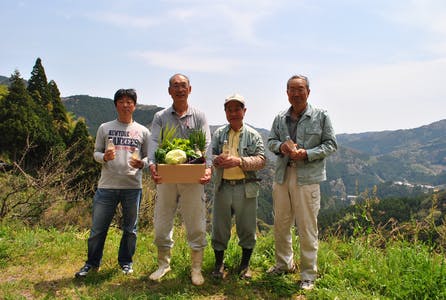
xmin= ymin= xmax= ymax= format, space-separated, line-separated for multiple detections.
xmin=0 ymin=223 xmax=445 ymax=299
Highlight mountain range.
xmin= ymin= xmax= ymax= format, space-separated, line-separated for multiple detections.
xmin=327 ymin=121 xmax=446 ymax=200
xmin=63 ymin=95 xmax=446 ymax=205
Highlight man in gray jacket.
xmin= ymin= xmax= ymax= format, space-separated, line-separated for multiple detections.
xmin=267 ymin=75 xmax=337 ymax=290
xmin=211 ymin=93 xmax=265 ymax=279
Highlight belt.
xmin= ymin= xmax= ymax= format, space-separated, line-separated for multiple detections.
xmin=221 ymin=178 xmax=262 ymax=185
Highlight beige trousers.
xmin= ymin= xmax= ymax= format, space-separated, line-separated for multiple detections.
xmin=154 ymin=183 xmax=207 ymax=250
xmin=272 ymin=166 xmax=320 ymax=281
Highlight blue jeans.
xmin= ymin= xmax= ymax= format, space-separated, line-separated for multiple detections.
xmin=86 ymin=188 xmax=141 ymax=267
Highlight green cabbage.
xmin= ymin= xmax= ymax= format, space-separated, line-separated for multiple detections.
xmin=165 ymin=149 xmax=187 ymax=164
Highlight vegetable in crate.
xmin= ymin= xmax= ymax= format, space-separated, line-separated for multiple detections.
xmin=155 ymin=148 xmax=167 ymax=164
xmin=165 ymin=149 xmax=187 ymax=164
xmin=155 ymin=125 xmax=206 ymax=164
xmin=189 ymin=129 xmax=206 ymax=155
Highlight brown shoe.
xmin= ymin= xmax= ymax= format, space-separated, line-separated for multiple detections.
xmin=239 ymin=266 xmax=252 ymax=279
xmin=211 ymin=264 xmax=227 ymax=279
xmin=266 ymin=264 xmax=296 ymax=275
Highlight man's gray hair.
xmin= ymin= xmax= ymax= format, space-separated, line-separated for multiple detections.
xmin=169 ymin=73 xmax=190 ymax=86
xmin=287 ymin=75 xmax=310 ymax=90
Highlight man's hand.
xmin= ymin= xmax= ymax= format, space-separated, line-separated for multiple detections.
xmin=104 ymin=149 xmax=115 ymax=162
xmin=213 ymin=154 xmax=241 ymax=169
xmin=280 ymin=141 xmax=298 ymax=155
xmin=129 ymin=158 xmax=144 ymax=169
xmin=199 ymin=167 xmax=212 ymax=184
xmin=289 ymin=148 xmax=307 ymax=161
xmin=149 ymin=164 xmax=162 ymax=184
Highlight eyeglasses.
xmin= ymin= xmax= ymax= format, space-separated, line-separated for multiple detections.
xmin=287 ymin=87 xmax=307 ymax=93
xmin=170 ymin=83 xmax=189 ymax=90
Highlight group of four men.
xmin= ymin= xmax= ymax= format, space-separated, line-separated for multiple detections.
xmin=74 ymin=73 xmax=338 ymax=291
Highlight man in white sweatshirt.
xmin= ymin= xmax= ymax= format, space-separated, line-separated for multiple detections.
xmin=75 ymin=88 xmax=150 ymax=278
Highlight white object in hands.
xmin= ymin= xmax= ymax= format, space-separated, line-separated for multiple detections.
xmin=107 ymin=138 xmax=115 ymax=150
xmin=222 ymin=140 xmax=230 ymax=157
xmin=127 ymin=148 xmax=139 ymax=175
xmin=285 ymin=136 xmax=297 ymax=152
xmin=132 ymin=148 xmax=139 ymax=160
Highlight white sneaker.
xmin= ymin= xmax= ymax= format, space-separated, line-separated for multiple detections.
xmin=121 ymin=264 xmax=133 ymax=275
xmin=300 ymin=280 xmax=315 ymax=290
xmin=74 ymin=264 xmax=98 ymax=278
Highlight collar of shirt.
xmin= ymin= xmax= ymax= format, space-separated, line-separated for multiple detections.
xmin=169 ymin=105 xmax=191 ymax=118
xmin=286 ymin=105 xmax=307 ymax=119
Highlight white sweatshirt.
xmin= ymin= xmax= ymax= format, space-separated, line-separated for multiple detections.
xmin=94 ymin=119 xmax=150 ymax=189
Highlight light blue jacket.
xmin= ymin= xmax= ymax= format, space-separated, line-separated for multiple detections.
xmin=267 ymin=104 xmax=337 ymax=185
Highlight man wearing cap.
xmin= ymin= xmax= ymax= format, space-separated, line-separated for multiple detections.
xmin=211 ymin=93 xmax=266 ymax=279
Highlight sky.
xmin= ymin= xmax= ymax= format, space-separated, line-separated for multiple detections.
xmin=1 ymin=0 xmax=446 ymax=134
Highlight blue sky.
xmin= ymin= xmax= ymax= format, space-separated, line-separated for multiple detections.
xmin=1 ymin=0 xmax=446 ymax=133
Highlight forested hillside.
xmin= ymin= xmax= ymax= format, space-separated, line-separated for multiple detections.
xmin=62 ymin=95 xmax=163 ymax=136
xmin=1 ymin=59 xmax=446 ymax=227
xmin=0 ymin=59 xmax=101 ymax=225
xmin=63 ymin=94 xmax=446 ymax=205
xmin=325 ymin=120 xmax=446 ymax=200
xmin=0 ymin=75 xmax=9 ymax=85
xmin=2 ymin=59 xmax=446 ymax=300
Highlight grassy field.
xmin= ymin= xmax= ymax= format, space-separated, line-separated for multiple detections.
xmin=1 ymin=223 xmax=445 ymax=299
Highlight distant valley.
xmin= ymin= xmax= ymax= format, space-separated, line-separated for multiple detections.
xmin=63 ymin=95 xmax=446 ymax=203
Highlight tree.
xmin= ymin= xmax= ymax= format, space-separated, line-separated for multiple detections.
xmin=0 ymin=84 xmax=8 ymax=99
xmin=67 ymin=119 xmax=100 ymax=195
xmin=27 ymin=58 xmax=50 ymax=106
xmin=48 ymin=80 xmax=70 ymax=142
xmin=0 ymin=70 xmax=63 ymax=167
xmin=0 ymin=70 xmax=37 ymax=161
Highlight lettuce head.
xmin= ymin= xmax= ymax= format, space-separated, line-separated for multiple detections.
xmin=165 ymin=149 xmax=187 ymax=164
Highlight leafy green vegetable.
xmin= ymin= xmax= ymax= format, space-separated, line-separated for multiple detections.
xmin=156 ymin=126 xmax=206 ymax=164
xmin=189 ymin=129 xmax=206 ymax=153
xmin=185 ymin=149 xmax=200 ymax=159
xmin=155 ymin=148 xmax=167 ymax=164
xmin=165 ymin=149 xmax=187 ymax=164
xmin=160 ymin=124 xmax=178 ymax=151
xmin=171 ymin=138 xmax=191 ymax=152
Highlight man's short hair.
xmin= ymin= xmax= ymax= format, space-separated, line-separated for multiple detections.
xmin=114 ymin=89 xmax=137 ymax=106
xmin=287 ymin=75 xmax=310 ymax=90
xmin=169 ymin=73 xmax=190 ymax=87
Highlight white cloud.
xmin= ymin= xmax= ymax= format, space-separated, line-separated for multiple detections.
xmin=385 ymin=0 xmax=446 ymax=35
xmin=133 ymin=48 xmax=242 ymax=72
xmin=215 ymin=1 xmax=278 ymax=44
xmin=164 ymin=0 xmax=280 ymax=44
xmin=87 ymin=12 xmax=159 ymax=29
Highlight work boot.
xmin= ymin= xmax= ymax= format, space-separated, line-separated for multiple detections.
xmin=212 ymin=250 xmax=226 ymax=279
xmin=238 ymin=248 xmax=253 ymax=279
xmin=149 ymin=248 xmax=171 ymax=281
xmin=191 ymin=249 xmax=205 ymax=286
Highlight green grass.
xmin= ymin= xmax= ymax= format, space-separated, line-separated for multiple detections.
xmin=0 ymin=223 xmax=445 ymax=299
